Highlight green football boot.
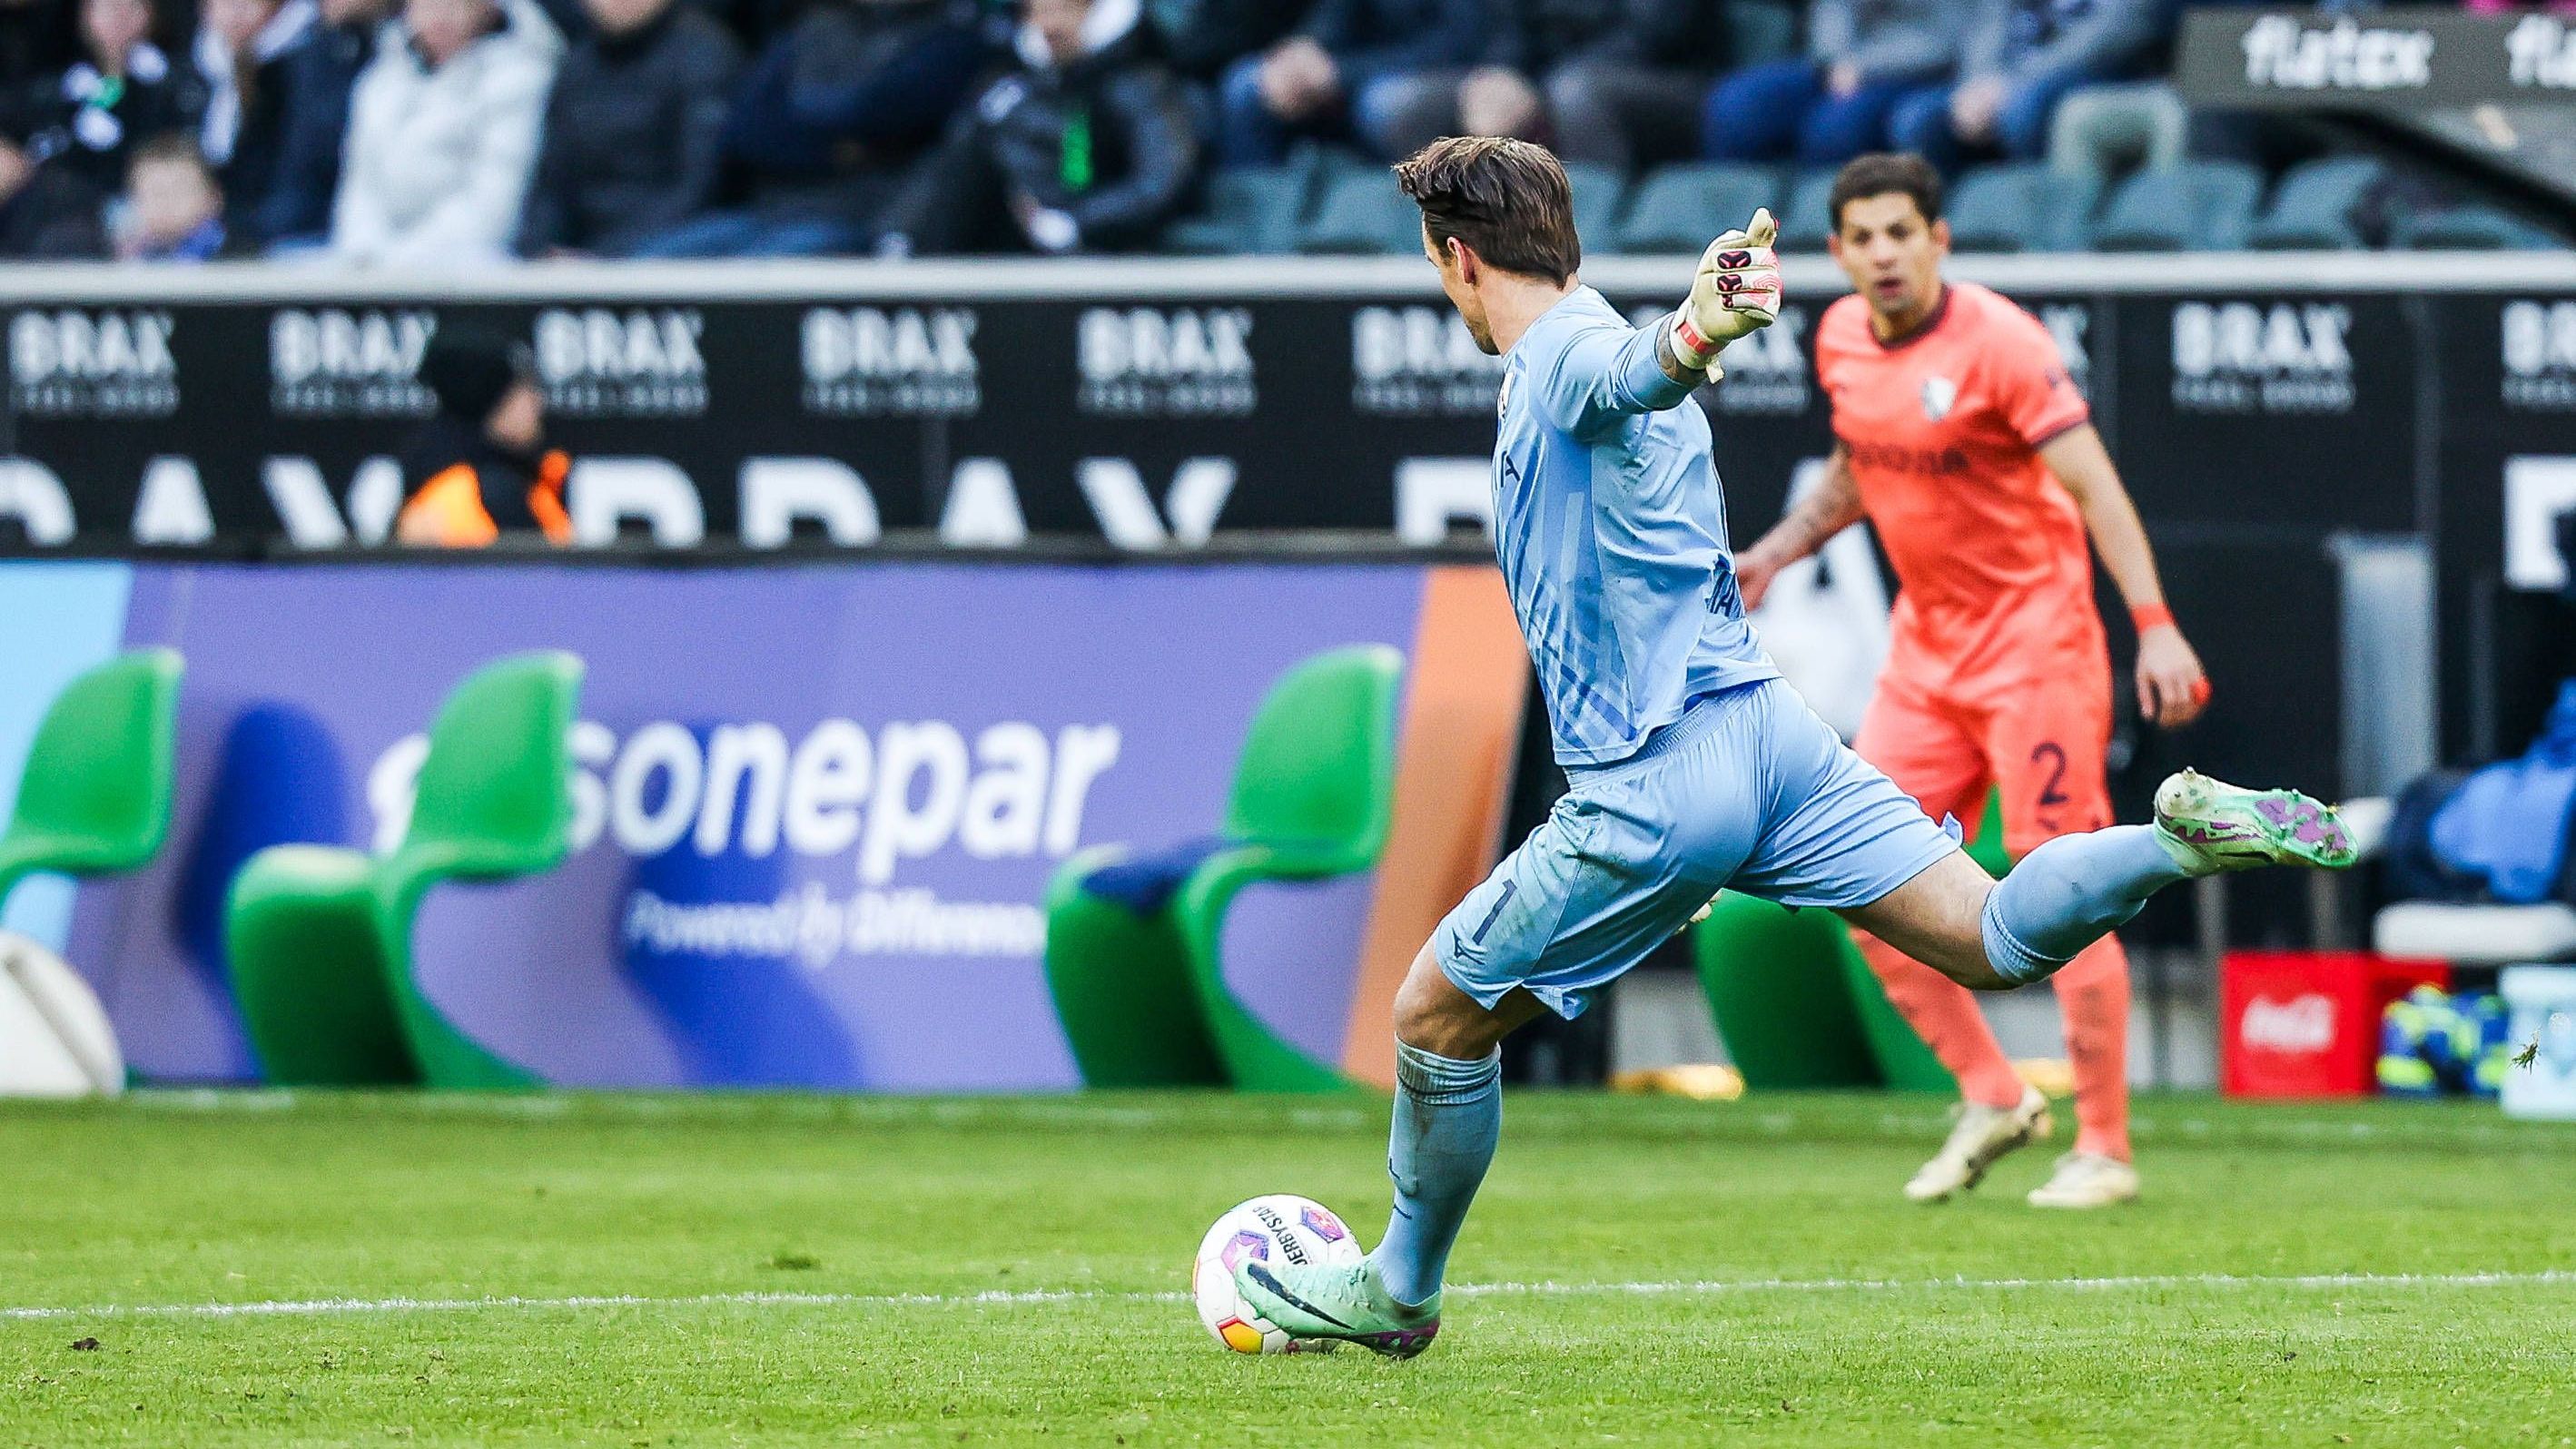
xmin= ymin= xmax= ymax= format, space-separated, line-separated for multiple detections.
xmin=2152 ymin=769 xmax=2358 ymax=875
xmin=1230 ymin=1257 xmax=1443 ymax=1359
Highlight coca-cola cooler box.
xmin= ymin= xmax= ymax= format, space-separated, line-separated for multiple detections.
xmin=2221 ymin=951 xmax=2451 ymax=1098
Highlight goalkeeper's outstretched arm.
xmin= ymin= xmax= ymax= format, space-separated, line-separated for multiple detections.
xmin=1535 ymin=210 xmax=1783 ymax=435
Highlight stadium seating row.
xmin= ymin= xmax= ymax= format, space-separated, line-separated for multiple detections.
xmin=1167 ymin=153 xmax=2568 ymax=258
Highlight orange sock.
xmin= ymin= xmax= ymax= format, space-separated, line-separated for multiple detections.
xmin=1853 ymin=930 xmax=2024 ymax=1109
xmin=2050 ymin=935 xmax=2133 ymax=1161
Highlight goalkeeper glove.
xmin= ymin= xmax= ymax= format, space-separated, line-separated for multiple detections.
xmin=1666 ymin=208 xmax=1781 ymax=383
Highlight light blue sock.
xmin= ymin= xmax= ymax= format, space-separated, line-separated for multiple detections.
xmin=1367 ymin=1040 xmax=1501 ymax=1307
xmin=1982 ymin=825 xmax=2190 ymax=986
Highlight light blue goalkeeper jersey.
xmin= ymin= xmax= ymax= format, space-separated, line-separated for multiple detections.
xmin=1492 ymin=286 xmax=1779 ymax=767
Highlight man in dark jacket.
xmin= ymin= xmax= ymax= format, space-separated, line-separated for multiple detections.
xmin=395 ymin=328 xmax=574 ymax=548
xmin=1213 ymin=0 xmax=1487 ymax=163
xmin=195 ymin=0 xmax=318 ymax=245
xmin=1371 ymin=0 xmax=1713 ymax=170
xmin=879 ymin=0 xmax=1196 ymax=254
xmin=629 ymin=0 xmax=985 ymax=257
xmin=515 ymin=0 xmax=739 ymax=255
xmin=256 ymin=0 xmax=389 ymax=246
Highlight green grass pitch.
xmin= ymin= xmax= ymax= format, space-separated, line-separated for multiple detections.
xmin=5 ymin=1089 xmax=2575 ymax=1447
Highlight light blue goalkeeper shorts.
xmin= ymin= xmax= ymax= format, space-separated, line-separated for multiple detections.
xmin=1435 ymin=678 xmax=1959 ymax=1020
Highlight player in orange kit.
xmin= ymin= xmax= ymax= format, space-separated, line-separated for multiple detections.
xmin=1735 ymin=153 xmax=2211 ymax=1209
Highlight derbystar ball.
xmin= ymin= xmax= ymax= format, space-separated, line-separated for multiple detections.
xmin=1190 ymin=1194 xmax=1363 ymax=1355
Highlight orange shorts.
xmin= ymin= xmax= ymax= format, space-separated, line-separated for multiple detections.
xmin=1854 ymin=646 xmax=2115 ymax=860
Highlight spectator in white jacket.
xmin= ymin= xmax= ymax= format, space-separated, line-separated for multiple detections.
xmin=329 ymin=0 xmax=558 ymax=266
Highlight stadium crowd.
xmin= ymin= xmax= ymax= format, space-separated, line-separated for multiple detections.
xmin=0 ymin=0 xmax=2547 ymax=263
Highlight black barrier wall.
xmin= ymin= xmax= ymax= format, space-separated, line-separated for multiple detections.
xmin=2 ymin=254 xmax=2571 ymax=772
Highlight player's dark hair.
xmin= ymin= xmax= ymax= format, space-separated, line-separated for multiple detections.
xmin=1393 ymin=136 xmax=1581 ymax=284
xmin=1829 ymin=153 xmax=1945 ymax=232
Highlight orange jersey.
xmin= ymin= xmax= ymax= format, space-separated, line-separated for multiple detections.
xmin=1815 ymin=281 xmax=2097 ymax=687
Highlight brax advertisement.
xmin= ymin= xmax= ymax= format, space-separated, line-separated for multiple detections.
xmin=0 ymin=284 xmax=2439 ymax=550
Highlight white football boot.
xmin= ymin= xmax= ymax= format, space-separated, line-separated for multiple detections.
xmin=2026 ymin=1151 xmax=2141 ymax=1209
xmin=1903 ymin=1085 xmax=2052 ymax=1203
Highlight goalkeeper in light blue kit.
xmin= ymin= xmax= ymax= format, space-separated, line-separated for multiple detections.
xmin=1229 ymin=136 xmax=2358 ymax=1357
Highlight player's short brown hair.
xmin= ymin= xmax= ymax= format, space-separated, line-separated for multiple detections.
xmin=1393 ymin=136 xmax=1581 ymax=283
xmin=1829 ymin=153 xmax=1945 ymax=232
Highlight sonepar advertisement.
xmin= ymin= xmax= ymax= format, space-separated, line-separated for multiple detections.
xmin=7 ymin=559 xmax=1522 ymax=1090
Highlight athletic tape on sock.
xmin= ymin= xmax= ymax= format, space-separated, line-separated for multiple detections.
xmin=1980 ymin=891 xmax=2067 ymax=987
xmin=1393 ymin=1041 xmax=1501 ymax=1105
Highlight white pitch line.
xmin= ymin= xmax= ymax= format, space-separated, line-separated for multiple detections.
xmin=6 ymin=1269 xmax=2573 ymax=1325
xmin=0 ymin=1288 xmax=1154 ymax=1322
xmin=1454 ymin=1269 xmax=2576 ymax=1296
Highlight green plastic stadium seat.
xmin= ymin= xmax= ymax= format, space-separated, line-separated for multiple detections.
xmin=1945 ymin=163 xmax=2102 ymax=253
xmin=1613 ymin=163 xmax=1780 ymax=254
xmin=1563 ymin=164 xmax=1629 ymax=254
xmin=2247 ymin=158 xmax=2385 ymax=251
xmin=1694 ymin=791 xmax=2012 ymax=1092
xmin=225 ymin=652 xmax=583 ymax=1089
xmin=1775 ymin=166 xmax=1840 ymax=252
xmin=1692 ymin=891 xmax=1884 ymax=1088
xmin=1044 ymin=646 xmax=1403 ymax=1092
xmin=1297 ymin=172 xmax=1426 ymax=255
xmin=1041 ymin=848 xmax=1224 ymax=1087
xmin=2089 ymin=162 xmax=2264 ymax=251
xmin=1839 ymin=932 xmax=1958 ymax=1092
xmin=1693 ymin=890 xmax=1957 ymax=1092
xmin=2393 ymin=205 xmax=2567 ymax=251
xmin=0 ymin=649 xmax=184 ymax=917
xmin=1161 ymin=166 xmax=1314 ymax=255
xmin=223 ymin=844 xmax=414 ymax=1087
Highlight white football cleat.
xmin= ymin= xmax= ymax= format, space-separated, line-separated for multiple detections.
xmin=2026 ymin=1151 xmax=2141 ymax=1208
xmin=1903 ymin=1085 xmax=2052 ymax=1203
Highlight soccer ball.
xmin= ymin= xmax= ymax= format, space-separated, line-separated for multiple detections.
xmin=1191 ymin=1194 xmax=1363 ymax=1355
